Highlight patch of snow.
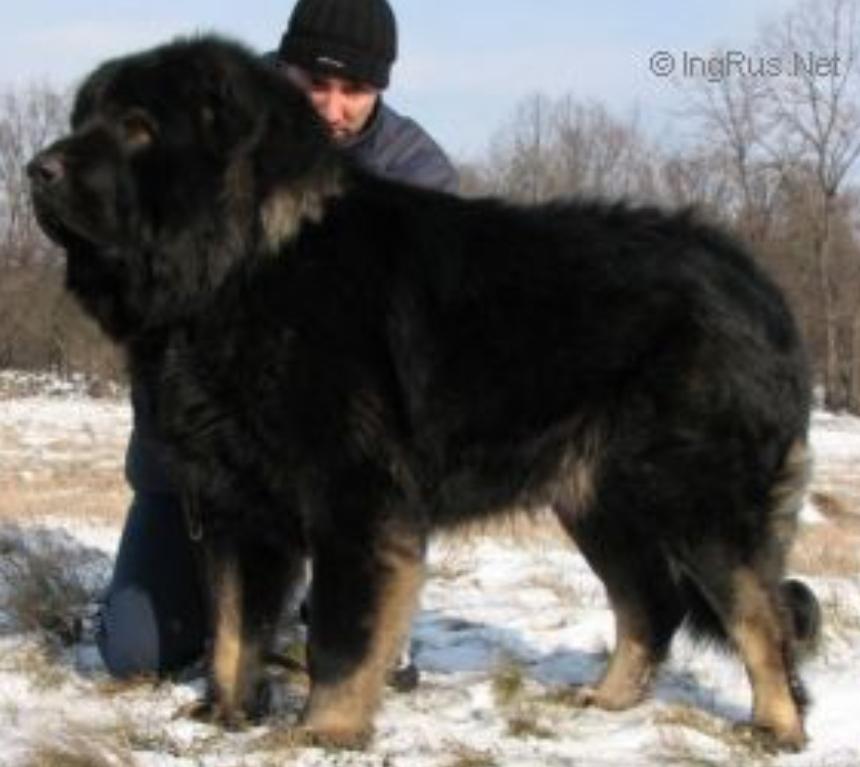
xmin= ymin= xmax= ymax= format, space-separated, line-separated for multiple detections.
xmin=0 ymin=382 xmax=858 ymax=765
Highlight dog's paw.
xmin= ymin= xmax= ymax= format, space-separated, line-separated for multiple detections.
xmin=732 ymin=721 xmax=807 ymax=753
xmin=291 ymin=724 xmax=372 ymax=750
xmin=174 ymin=698 xmax=248 ymax=730
xmin=563 ymin=684 xmax=643 ymax=711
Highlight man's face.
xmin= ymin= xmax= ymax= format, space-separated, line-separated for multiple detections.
xmin=283 ymin=65 xmax=379 ymax=142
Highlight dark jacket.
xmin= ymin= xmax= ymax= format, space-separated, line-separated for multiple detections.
xmin=126 ymin=99 xmax=458 ymax=493
xmin=343 ymin=101 xmax=458 ymax=194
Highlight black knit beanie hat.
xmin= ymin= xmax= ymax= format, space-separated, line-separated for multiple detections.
xmin=277 ymin=0 xmax=397 ymax=89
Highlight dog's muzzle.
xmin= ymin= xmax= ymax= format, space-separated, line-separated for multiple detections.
xmin=27 ymin=150 xmax=66 ymax=195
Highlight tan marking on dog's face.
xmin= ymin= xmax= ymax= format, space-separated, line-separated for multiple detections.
xmin=260 ymin=170 xmax=343 ymax=252
xmin=303 ymin=533 xmax=424 ymax=743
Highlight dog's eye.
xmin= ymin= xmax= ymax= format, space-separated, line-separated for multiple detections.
xmin=119 ymin=109 xmax=157 ymax=151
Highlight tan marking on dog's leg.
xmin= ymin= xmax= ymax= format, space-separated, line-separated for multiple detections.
xmin=554 ymin=428 xmax=604 ymax=516
xmin=575 ymin=600 xmax=655 ymax=709
xmin=730 ymin=569 xmax=806 ymax=750
xmin=211 ymin=554 xmax=242 ymax=716
xmin=566 ymin=455 xmax=597 ymax=512
xmin=209 ymin=555 xmax=261 ymax=725
xmin=303 ymin=540 xmax=424 ymax=746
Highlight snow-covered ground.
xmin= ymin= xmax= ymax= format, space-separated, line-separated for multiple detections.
xmin=0 ymin=372 xmax=858 ymax=766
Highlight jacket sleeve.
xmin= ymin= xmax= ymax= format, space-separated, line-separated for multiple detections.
xmin=391 ymin=122 xmax=459 ymax=193
xmin=352 ymin=105 xmax=460 ymax=194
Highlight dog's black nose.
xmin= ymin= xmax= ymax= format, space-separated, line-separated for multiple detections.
xmin=27 ymin=152 xmax=65 ymax=187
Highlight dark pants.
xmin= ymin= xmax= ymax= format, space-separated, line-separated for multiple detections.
xmin=96 ymin=493 xmax=416 ymax=682
xmin=97 ymin=492 xmax=208 ymax=678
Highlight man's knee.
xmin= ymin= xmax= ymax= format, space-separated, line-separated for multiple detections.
xmin=97 ymin=585 xmax=205 ymax=678
xmin=97 ymin=586 xmax=161 ymax=678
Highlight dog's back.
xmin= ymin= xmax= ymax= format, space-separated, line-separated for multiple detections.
xmin=275 ymin=175 xmax=809 ymax=524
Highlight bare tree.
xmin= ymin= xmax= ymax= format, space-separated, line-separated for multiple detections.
xmin=761 ymin=0 xmax=860 ymax=410
xmin=678 ymin=52 xmax=793 ymax=244
xmin=656 ymin=147 xmax=735 ymax=217
xmin=483 ymin=93 xmax=558 ymax=202
xmin=0 ymin=83 xmax=122 ymax=381
xmin=481 ymin=93 xmax=659 ymax=203
xmin=673 ymin=0 xmax=860 ymax=411
xmin=0 ymin=84 xmax=68 ymax=267
xmin=552 ymin=98 xmax=657 ymax=200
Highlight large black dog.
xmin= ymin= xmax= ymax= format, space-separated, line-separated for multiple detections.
xmin=29 ymin=36 xmax=818 ymax=750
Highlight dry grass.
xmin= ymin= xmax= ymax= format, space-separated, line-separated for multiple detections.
xmin=811 ymin=460 xmax=860 ymax=522
xmin=505 ymin=710 xmax=557 ymax=740
xmin=0 ymin=472 xmax=129 ymax=527
xmin=819 ymin=585 xmax=860 ymax=643
xmin=119 ymin=725 xmax=185 ymax=758
xmin=1 ymin=643 xmax=70 ymax=690
xmin=94 ymin=674 xmax=161 ymax=698
xmin=525 ymin=570 xmax=602 ymax=608
xmin=251 ymin=725 xmax=311 ymax=756
xmin=490 ymin=654 xmax=526 ymax=707
xmin=534 ymin=685 xmax=595 ymax=709
xmin=0 ymin=525 xmax=97 ymax=647
xmin=21 ymin=732 xmax=132 ymax=767
xmin=0 ymin=372 xmax=130 ymax=527
xmin=488 ymin=655 xmax=561 ymax=742
xmin=0 ymin=371 xmax=124 ymax=401
xmin=109 ymin=708 xmax=228 ymax=762
xmin=425 ymin=553 xmax=474 ymax=582
xmin=442 ymin=742 xmax=498 ymax=767
xmin=791 ymin=525 xmax=860 ymax=577
xmin=809 ymin=490 xmax=860 ymax=524
xmin=789 ymin=489 xmax=860 ymax=578
xmin=0 ymin=698 xmax=20 ymax=728
xmin=652 ymin=705 xmax=775 ymax=765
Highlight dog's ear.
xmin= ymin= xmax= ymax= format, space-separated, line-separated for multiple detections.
xmin=246 ymin=68 xmax=341 ymax=250
xmin=192 ymin=49 xmax=261 ymax=155
xmin=253 ymin=78 xmax=333 ymax=183
xmin=190 ymin=40 xmax=340 ymax=251
xmin=71 ymin=58 xmax=124 ymax=128
xmin=193 ymin=45 xmax=330 ymax=171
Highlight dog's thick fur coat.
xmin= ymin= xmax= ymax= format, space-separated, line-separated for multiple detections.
xmin=29 ymin=36 xmax=817 ymax=750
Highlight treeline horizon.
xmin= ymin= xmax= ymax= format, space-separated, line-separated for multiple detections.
xmin=4 ymin=0 xmax=860 ymax=411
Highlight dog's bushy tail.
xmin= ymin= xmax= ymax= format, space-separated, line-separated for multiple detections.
xmin=681 ymin=439 xmax=820 ymax=656
xmin=781 ymin=578 xmax=821 ymax=658
xmin=680 ymin=576 xmax=820 ymax=652
xmin=769 ymin=438 xmax=821 ymax=658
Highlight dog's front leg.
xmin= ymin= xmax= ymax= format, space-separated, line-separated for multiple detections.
xmin=196 ymin=531 xmax=304 ymax=728
xmin=300 ymin=484 xmax=425 ymax=748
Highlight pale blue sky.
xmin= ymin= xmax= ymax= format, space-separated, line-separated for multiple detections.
xmin=1 ymin=1 xmax=801 ymax=158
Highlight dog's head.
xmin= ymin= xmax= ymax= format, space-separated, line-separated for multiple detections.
xmin=28 ymin=35 xmax=339 ymax=341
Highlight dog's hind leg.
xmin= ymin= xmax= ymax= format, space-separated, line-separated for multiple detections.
xmin=678 ymin=544 xmax=808 ymax=751
xmin=301 ymin=506 xmax=425 ymax=748
xmin=554 ymin=503 xmax=685 ymax=710
xmin=675 ymin=438 xmax=811 ymax=750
